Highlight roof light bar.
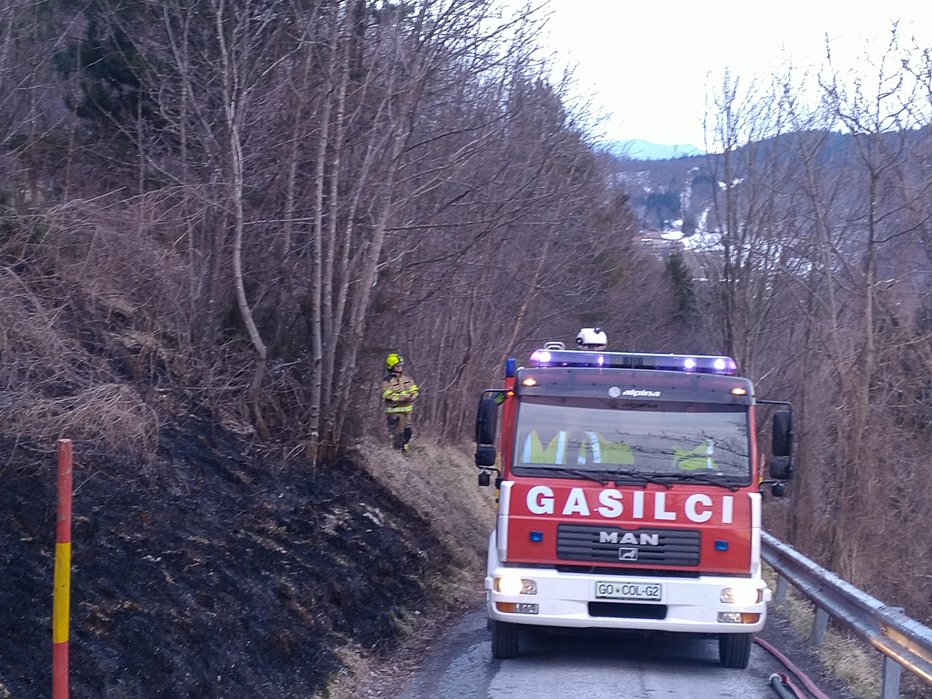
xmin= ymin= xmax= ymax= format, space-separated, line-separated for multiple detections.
xmin=528 ymin=349 xmax=738 ymax=375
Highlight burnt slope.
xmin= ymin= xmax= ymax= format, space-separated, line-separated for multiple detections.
xmin=0 ymin=414 xmax=456 ymax=698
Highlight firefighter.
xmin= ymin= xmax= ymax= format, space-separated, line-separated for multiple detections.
xmin=382 ymin=352 xmax=419 ymax=452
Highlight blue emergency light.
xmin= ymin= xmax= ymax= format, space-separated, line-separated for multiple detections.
xmin=528 ymin=349 xmax=738 ymax=376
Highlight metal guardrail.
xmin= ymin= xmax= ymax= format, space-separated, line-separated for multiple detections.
xmin=761 ymin=532 xmax=932 ymax=699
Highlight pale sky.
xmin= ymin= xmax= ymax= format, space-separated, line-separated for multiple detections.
xmin=531 ymin=0 xmax=932 ymax=147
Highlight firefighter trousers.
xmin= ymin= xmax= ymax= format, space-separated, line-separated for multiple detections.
xmin=386 ymin=413 xmax=413 ymax=451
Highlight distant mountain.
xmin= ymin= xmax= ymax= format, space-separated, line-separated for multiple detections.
xmin=607 ymin=139 xmax=704 ymax=160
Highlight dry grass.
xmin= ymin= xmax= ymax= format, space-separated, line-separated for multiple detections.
xmin=765 ymin=564 xmax=881 ymax=699
xmin=818 ymin=634 xmax=882 ymax=699
xmin=320 ymin=439 xmax=497 ymax=698
xmin=320 ymin=644 xmax=373 ymax=699
xmin=3 ymin=383 xmax=159 ymax=457
xmin=350 ymin=438 xmax=497 ymax=572
xmin=0 ymin=267 xmax=160 ymax=460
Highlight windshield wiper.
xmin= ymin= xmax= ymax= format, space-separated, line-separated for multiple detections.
xmin=654 ymin=472 xmax=741 ymax=491
xmin=542 ymin=468 xmax=674 ymax=489
xmin=542 ymin=467 xmax=611 ymax=485
xmin=603 ymin=470 xmax=673 ymax=489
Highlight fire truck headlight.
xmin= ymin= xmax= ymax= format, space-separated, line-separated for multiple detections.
xmin=720 ymin=587 xmax=763 ymax=605
xmin=495 ymin=575 xmax=537 ymax=596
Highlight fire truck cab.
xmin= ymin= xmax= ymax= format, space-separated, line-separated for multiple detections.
xmin=475 ymin=332 xmax=794 ymax=668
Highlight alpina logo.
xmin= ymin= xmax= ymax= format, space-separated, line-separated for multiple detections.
xmin=621 ymin=389 xmax=661 ymax=398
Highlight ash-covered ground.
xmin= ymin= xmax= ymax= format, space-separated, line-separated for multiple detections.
xmin=0 ymin=413 xmax=460 ymax=698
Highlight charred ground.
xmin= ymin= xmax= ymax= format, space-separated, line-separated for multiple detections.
xmin=0 ymin=411 xmax=487 ymax=698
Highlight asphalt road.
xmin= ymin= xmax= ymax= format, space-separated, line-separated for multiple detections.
xmin=397 ymin=609 xmax=819 ymax=699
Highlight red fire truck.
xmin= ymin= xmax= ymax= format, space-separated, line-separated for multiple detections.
xmin=474 ymin=329 xmax=794 ymax=668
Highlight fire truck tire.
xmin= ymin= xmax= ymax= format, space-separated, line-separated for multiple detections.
xmin=718 ymin=632 xmax=753 ymax=668
xmin=491 ymin=620 xmax=519 ymax=659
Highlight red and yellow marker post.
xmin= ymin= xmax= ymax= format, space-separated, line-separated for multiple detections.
xmin=53 ymin=439 xmax=73 ymax=699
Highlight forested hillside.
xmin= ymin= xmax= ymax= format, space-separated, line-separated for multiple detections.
xmin=0 ymin=1 xmax=662 ymax=694
xmin=611 ymin=55 xmax=932 ymax=623
xmin=1 ymin=0 xmax=930 ymax=694
xmin=0 ymin=0 xmax=659 ymax=455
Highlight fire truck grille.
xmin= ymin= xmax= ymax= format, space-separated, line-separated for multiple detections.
xmin=557 ymin=524 xmax=700 ymax=566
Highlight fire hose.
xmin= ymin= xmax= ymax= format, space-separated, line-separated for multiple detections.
xmin=755 ymin=637 xmax=832 ymax=699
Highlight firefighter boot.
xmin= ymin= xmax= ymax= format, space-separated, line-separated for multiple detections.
xmin=402 ymin=426 xmax=413 ymax=453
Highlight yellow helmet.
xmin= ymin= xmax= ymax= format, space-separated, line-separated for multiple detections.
xmin=386 ymin=352 xmax=404 ymax=370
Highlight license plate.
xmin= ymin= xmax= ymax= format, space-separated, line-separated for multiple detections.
xmin=594 ymin=581 xmax=663 ymax=602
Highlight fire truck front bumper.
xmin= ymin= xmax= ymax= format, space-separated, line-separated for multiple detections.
xmin=485 ymin=564 xmax=771 ymax=634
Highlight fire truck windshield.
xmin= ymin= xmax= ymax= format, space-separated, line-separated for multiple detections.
xmin=513 ymin=398 xmax=751 ymax=485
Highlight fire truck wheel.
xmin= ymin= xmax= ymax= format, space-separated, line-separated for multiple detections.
xmin=718 ymin=632 xmax=753 ymax=668
xmin=491 ymin=620 xmax=519 ymax=659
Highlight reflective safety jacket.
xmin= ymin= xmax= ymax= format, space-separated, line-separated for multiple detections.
xmin=382 ymin=373 xmax=420 ymax=414
xmin=522 ymin=430 xmax=568 ymax=464
xmin=521 ymin=430 xmax=635 ymax=466
xmin=674 ymin=438 xmax=718 ymax=470
xmin=576 ymin=431 xmax=634 ymax=466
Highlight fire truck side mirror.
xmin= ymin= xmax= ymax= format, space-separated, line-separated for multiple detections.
xmin=770 ymin=456 xmax=794 ymax=481
xmin=478 ymin=470 xmax=492 ymax=487
xmin=771 ymin=409 xmax=793 ymax=457
xmin=476 ymin=396 xmax=499 ymax=446
xmin=475 ymin=445 xmax=497 ymax=468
